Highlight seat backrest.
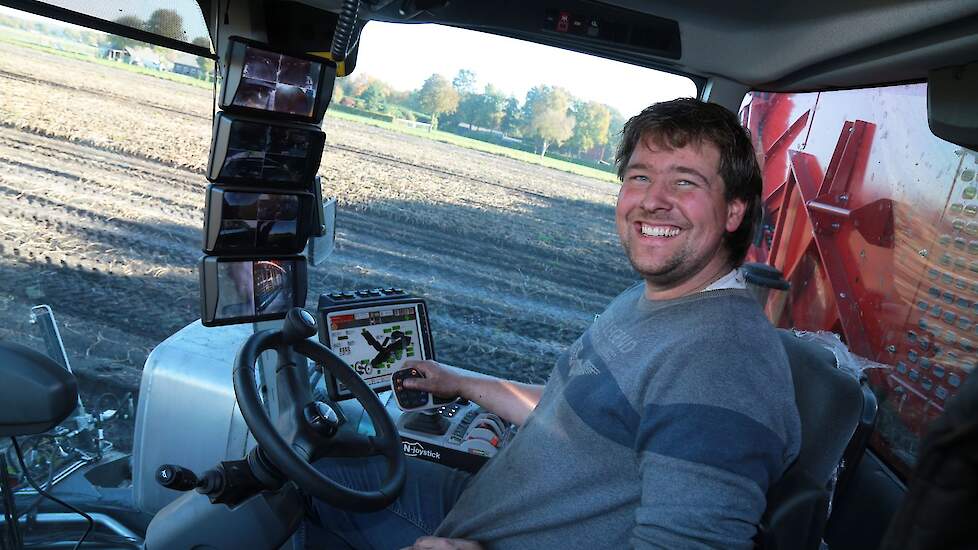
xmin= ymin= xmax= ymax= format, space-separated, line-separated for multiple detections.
xmin=878 ymin=367 xmax=978 ymax=550
xmin=757 ymin=330 xmax=877 ymax=550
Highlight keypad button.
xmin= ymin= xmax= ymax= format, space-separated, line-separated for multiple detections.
xmin=909 ymin=369 xmax=920 ymax=382
xmin=896 ymin=361 xmax=908 ymax=374
xmin=921 ymin=378 xmax=933 ymax=391
xmin=935 ymin=386 xmax=949 ymax=400
xmin=933 ymin=365 xmax=946 ymax=378
xmin=907 ymin=350 xmax=919 ymax=363
xmin=948 ymin=374 xmax=962 ymax=388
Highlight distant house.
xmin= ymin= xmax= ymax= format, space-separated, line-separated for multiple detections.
xmin=171 ymin=54 xmax=202 ymax=78
xmin=100 ymin=47 xmax=126 ymax=61
xmin=123 ymin=46 xmax=162 ymax=70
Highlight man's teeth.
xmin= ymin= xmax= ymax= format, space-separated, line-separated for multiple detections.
xmin=641 ymin=225 xmax=681 ymax=237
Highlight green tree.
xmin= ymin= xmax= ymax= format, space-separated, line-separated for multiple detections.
xmin=603 ymin=107 xmax=627 ymax=164
xmin=331 ymin=84 xmax=345 ymax=105
xmin=500 ymin=97 xmax=522 ymax=136
xmin=145 ymin=9 xmax=185 ymax=42
xmin=106 ymin=16 xmax=145 ymax=51
xmin=452 ymin=69 xmax=477 ymax=94
xmin=361 ymin=81 xmax=389 ymax=112
xmin=418 ymin=74 xmax=459 ymax=130
xmin=457 ymin=84 xmax=506 ymax=129
xmin=191 ymin=36 xmax=212 ymax=78
xmin=80 ymin=30 xmax=102 ymax=47
xmin=523 ymin=85 xmax=575 ymax=157
xmin=568 ymin=100 xmax=611 ymax=156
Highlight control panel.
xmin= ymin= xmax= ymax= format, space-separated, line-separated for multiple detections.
xmin=321 ymin=288 xmax=515 ymax=471
xmin=318 ymin=289 xmax=435 ymax=401
xmin=388 ymin=397 xmax=516 ymax=473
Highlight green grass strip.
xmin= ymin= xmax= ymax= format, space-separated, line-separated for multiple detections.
xmin=326 ymin=110 xmax=619 ymax=184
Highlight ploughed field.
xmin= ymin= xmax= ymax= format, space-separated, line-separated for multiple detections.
xmin=0 ymin=41 xmax=636 ymax=449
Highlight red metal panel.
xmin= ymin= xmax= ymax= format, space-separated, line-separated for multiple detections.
xmin=747 ymin=84 xmax=974 ymax=479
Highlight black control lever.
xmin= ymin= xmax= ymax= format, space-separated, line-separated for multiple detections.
xmin=156 ymin=464 xmax=200 ymax=492
xmin=282 ymin=308 xmax=318 ymax=344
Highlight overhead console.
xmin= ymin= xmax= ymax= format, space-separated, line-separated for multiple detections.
xmin=365 ymin=0 xmax=681 ymax=65
xmin=199 ymin=36 xmax=337 ymax=327
xmin=538 ymin=2 xmax=680 ymax=59
xmin=318 ymin=289 xmax=516 ymax=472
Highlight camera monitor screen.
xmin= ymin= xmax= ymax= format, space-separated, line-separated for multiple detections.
xmin=322 ymin=300 xmax=433 ymax=399
xmin=200 ymin=256 xmax=308 ymax=327
xmin=207 ymin=113 xmax=325 ymax=188
xmin=220 ymin=37 xmax=335 ymax=123
xmin=203 ymin=187 xmax=314 ymax=254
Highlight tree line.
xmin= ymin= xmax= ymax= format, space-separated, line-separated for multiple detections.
xmin=0 ymin=10 xmax=212 ymax=78
xmin=334 ymin=69 xmax=627 ymax=165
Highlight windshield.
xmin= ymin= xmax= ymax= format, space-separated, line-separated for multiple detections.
xmin=0 ymin=9 xmax=694 ymax=487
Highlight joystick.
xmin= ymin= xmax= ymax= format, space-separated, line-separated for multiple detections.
xmin=392 ymin=367 xmax=432 ymax=411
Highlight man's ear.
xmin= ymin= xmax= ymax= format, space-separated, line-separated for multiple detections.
xmin=725 ymin=198 xmax=748 ymax=232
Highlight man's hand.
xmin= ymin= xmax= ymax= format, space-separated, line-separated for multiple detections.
xmin=401 ymin=360 xmax=466 ymax=400
xmin=401 ymin=359 xmax=544 ymax=426
xmin=400 ymin=536 xmax=483 ymax=550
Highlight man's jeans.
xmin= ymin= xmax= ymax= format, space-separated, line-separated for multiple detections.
xmin=303 ymin=456 xmax=472 ymax=549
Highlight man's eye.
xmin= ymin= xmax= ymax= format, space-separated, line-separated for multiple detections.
xmin=676 ymin=179 xmax=694 ymax=186
xmin=630 ymin=175 xmax=649 ymax=182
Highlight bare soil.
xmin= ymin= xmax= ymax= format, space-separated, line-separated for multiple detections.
xmin=0 ymin=41 xmax=637 ymax=451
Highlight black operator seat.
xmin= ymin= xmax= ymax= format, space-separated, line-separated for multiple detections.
xmin=755 ymin=330 xmax=878 ymax=550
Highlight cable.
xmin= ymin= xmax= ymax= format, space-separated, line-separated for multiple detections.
xmin=0 ymin=454 xmax=22 ymax=550
xmin=9 ymin=438 xmax=91 ymax=550
xmin=330 ymin=0 xmax=360 ymax=62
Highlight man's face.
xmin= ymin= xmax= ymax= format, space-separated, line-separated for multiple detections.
xmin=615 ymin=137 xmax=746 ymax=299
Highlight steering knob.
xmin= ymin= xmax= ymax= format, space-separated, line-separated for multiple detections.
xmin=303 ymin=401 xmax=340 ymax=437
xmin=282 ymin=308 xmax=318 ymax=344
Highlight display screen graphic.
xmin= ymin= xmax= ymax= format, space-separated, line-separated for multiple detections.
xmin=215 ymin=259 xmax=297 ymax=320
xmin=222 ymin=119 xmax=314 ymax=183
xmin=233 ymin=45 xmax=321 ymax=118
xmin=214 ymin=191 xmax=301 ymax=252
xmin=326 ymin=304 xmax=426 ymax=393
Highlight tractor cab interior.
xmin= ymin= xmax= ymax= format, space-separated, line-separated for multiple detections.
xmin=0 ymin=0 xmax=976 ymax=549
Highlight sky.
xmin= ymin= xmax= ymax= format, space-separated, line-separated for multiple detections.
xmin=355 ymin=22 xmax=696 ymax=117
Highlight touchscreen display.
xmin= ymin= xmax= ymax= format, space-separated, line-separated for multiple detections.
xmin=234 ymin=45 xmax=322 ymax=118
xmin=224 ymin=119 xmax=314 ymax=182
xmin=215 ymin=259 xmax=298 ymax=320
xmin=207 ymin=113 xmax=325 ymax=187
xmin=326 ymin=304 xmax=427 ymax=394
xmin=207 ymin=189 xmax=306 ymax=253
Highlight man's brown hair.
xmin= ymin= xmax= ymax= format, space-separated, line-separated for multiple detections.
xmin=614 ymin=98 xmax=762 ymax=267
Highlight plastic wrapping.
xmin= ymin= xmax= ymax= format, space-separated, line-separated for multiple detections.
xmin=791 ymin=330 xmax=892 ymax=380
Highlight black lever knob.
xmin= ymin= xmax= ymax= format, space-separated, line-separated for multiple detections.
xmin=282 ymin=308 xmax=318 ymax=344
xmin=156 ymin=464 xmax=199 ymax=491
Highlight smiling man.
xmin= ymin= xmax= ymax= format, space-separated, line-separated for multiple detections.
xmin=308 ymin=99 xmax=801 ymax=550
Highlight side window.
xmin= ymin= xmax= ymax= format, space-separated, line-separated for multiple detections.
xmin=746 ymin=85 xmax=975 ymax=478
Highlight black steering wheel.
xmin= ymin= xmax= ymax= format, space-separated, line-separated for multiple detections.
xmin=232 ymin=308 xmax=406 ymax=512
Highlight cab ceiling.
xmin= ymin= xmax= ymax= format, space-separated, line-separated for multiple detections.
xmin=347 ymin=0 xmax=978 ymax=92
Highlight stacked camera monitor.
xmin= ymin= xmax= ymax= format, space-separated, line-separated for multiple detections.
xmin=200 ymin=37 xmax=336 ymax=327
